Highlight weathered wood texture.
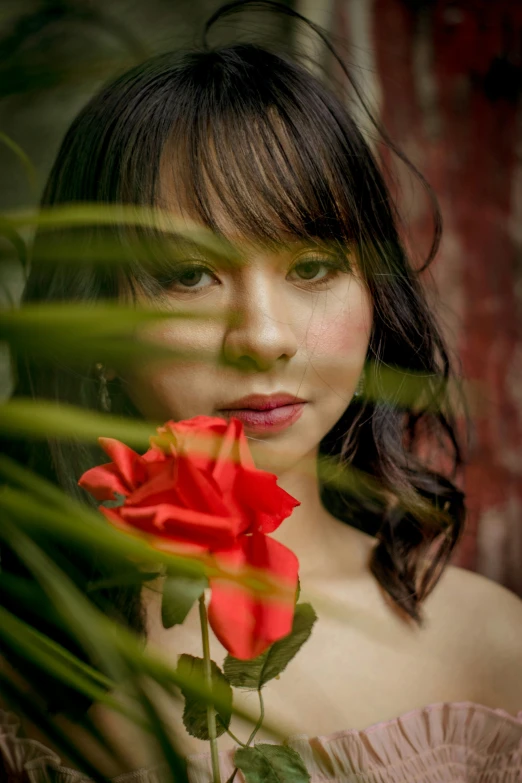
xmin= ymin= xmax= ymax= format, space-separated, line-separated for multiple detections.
xmin=338 ymin=0 xmax=522 ymax=594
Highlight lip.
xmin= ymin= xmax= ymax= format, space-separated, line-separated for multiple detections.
xmin=217 ymin=393 xmax=307 ymax=434
xmin=217 ymin=393 xmax=307 ymax=411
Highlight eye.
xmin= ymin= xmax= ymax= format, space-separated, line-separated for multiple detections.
xmin=293 ymin=260 xmax=328 ymax=281
xmin=157 ymin=263 xmax=217 ymax=293
xmin=288 ymin=253 xmax=349 ymax=288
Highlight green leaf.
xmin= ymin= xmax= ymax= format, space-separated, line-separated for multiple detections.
xmin=161 ymin=574 xmax=207 ymax=629
xmin=100 ymin=492 xmax=127 ymax=509
xmin=0 ymin=215 xmax=28 ymax=269
xmin=0 ymin=301 xmax=215 ymax=335
xmin=0 ymin=398 xmax=156 ymax=448
xmin=0 ymin=483 xmax=279 ymax=598
xmin=234 ymin=744 xmax=310 ymax=783
xmin=0 ymin=131 xmax=37 ymax=195
xmin=224 ymin=604 xmax=317 ymax=689
xmin=0 ymin=484 xmax=196 ymax=579
xmin=7 ymin=204 xmax=242 ymax=264
xmin=87 ymin=570 xmax=160 ymax=591
xmin=177 ymin=654 xmax=232 ymax=739
xmin=0 ymin=604 xmax=115 ymax=697
xmin=0 ymin=516 xmax=129 ymax=684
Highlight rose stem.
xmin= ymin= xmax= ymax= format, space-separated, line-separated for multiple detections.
xmin=198 ymin=594 xmax=222 ymax=783
xmin=245 ymin=689 xmax=265 ymax=747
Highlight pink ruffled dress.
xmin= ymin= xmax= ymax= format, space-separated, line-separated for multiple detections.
xmin=1 ymin=702 xmax=521 ymax=782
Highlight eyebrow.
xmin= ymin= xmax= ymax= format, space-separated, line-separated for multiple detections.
xmin=149 ymin=229 xmax=346 ymax=266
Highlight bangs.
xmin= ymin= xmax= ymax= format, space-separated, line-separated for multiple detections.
xmin=101 ymin=45 xmax=389 ymax=294
xmin=156 ymin=47 xmax=361 ymax=248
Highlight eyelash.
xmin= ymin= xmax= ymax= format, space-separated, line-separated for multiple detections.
xmin=156 ymin=253 xmax=350 ymax=294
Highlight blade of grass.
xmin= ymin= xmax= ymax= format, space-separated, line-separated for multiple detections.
xmin=0 ymin=516 xmax=131 ymax=684
xmin=0 ymin=604 xmax=115 ymax=697
xmin=0 ymin=508 xmax=274 ymax=731
xmin=0 ymin=399 xmax=157 ymax=448
xmin=5 ymin=205 xmax=241 ymax=263
xmin=0 ymin=215 xmax=28 ymax=270
xmin=0 ymin=301 xmax=223 ymax=333
xmin=3 ymin=333 xmax=219 ymax=369
xmin=0 ymin=131 xmax=37 ymax=196
xmin=0 ymin=484 xmax=298 ymax=600
xmin=0 ymin=485 xmax=206 ymax=581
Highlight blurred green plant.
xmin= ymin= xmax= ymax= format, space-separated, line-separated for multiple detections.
xmin=0 ymin=0 xmax=148 ymax=98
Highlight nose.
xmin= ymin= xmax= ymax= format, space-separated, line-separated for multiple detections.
xmin=221 ymin=274 xmax=299 ymax=372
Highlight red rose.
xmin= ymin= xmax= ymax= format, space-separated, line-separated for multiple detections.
xmin=78 ymin=416 xmax=300 ymax=658
xmin=209 ymin=533 xmax=299 ymax=659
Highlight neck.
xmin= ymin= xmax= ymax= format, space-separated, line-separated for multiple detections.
xmin=247 ymin=440 xmax=369 ymax=583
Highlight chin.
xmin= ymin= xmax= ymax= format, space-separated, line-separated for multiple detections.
xmin=245 ymin=429 xmax=319 ymax=477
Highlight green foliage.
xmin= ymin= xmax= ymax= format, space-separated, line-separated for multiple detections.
xmin=6 ymin=203 xmax=240 ymax=260
xmin=176 ymin=655 xmax=233 ymax=740
xmin=0 ymin=131 xmax=37 ymax=195
xmin=234 ymin=744 xmax=310 ymax=783
xmin=100 ymin=491 xmax=127 ymax=508
xmin=223 ymin=603 xmax=317 ymax=689
xmin=162 ymin=573 xmax=208 ymax=629
xmin=0 ymin=399 xmax=159 ymax=448
xmin=0 ymin=215 xmax=28 ymax=271
xmin=0 ymin=482 xmax=205 ymax=580
xmin=0 ymin=302 xmax=224 ymax=368
xmin=0 ymin=605 xmax=116 ymax=702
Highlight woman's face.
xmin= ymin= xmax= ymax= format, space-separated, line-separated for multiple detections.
xmin=122 ymin=206 xmax=372 ymax=473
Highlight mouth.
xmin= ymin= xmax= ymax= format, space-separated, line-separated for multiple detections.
xmin=216 ymin=393 xmax=307 ymax=434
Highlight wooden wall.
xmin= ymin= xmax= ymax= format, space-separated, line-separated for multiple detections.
xmin=330 ymin=0 xmax=522 ymax=594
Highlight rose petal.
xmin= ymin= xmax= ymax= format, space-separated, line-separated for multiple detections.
xmin=211 ymin=418 xmax=255 ymax=489
xmin=124 ymin=460 xmax=178 ymax=506
xmin=236 ymin=469 xmax=300 ymax=533
xmin=98 ymin=438 xmax=148 ymax=488
xmin=125 ymin=458 xmax=230 ymax=521
xmin=208 ymin=534 xmax=299 ymax=659
xmin=174 ymin=457 xmax=230 ymax=516
xmin=78 ymin=462 xmax=131 ymax=501
xmin=100 ymin=508 xmax=208 ymax=557
xmin=120 ymin=503 xmax=242 ymax=550
xmin=142 ymin=444 xmax=170 ymax=463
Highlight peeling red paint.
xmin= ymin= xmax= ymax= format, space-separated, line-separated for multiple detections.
xmin=361 ymin=0 xmax=522 ymax=594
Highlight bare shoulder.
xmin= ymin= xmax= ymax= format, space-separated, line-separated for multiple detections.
xmin=435 ymin=564 xmax=522 ymax=641
xmin=430 ymin=565 xmax=522 ymax=714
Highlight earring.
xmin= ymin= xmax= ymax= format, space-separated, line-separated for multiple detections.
xmin=353 ymin=371 xmax=365 ymax=399
xmin=95 ymin=362 xmax=112 ymax=412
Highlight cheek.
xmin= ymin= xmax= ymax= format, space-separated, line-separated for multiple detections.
xmin=303 ymin=284 xmax=372 ymax=364
xmin=123 ymin=319 xmax=223 ymax=419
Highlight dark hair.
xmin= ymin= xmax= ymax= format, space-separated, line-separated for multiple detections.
xmin=5 ymin=0 xmax=466 ymax=703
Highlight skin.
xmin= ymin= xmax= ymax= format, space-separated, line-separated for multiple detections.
xmin=122 ymin=236 xmax=372 ymax=468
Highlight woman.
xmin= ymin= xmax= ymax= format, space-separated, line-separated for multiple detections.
xmin=1 ymin=2 xmax=521 ymax=781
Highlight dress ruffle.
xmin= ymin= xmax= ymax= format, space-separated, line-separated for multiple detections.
xmin=186 ymin=702 xmax=522 ymax=783
xmin=2 ymin=702 xmax=522 ymax=783
xmin=0 ymin=710 xmax=163 ymax=783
